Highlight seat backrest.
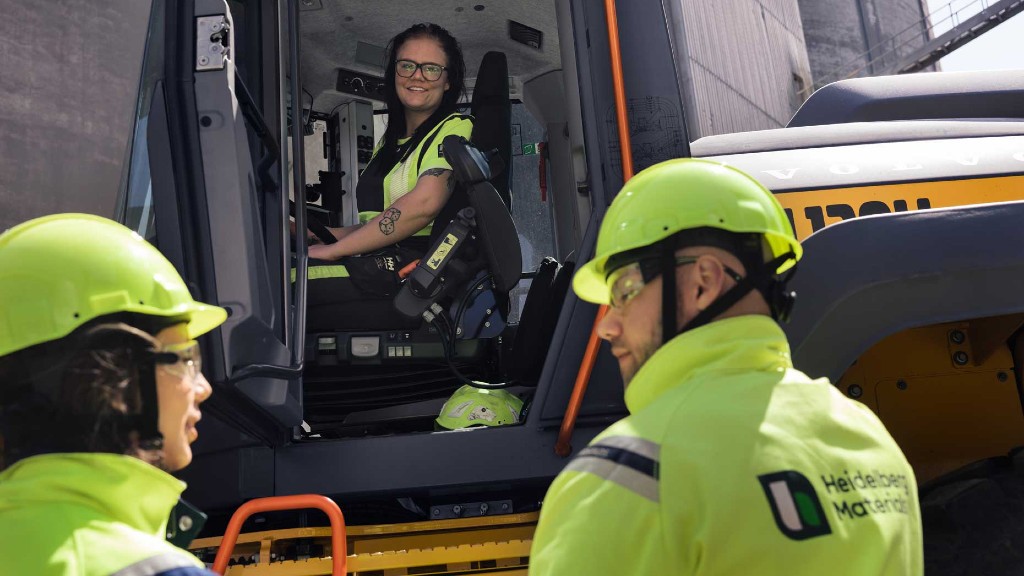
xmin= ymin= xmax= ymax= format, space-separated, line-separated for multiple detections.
xmin=508 ymin=258 xmax=575 ymax=384
xmin=506 ymin=257 xmax=558 ymax=383
xmin=429 ymin=52 xmax=511 ymax=250
xmin=470 ymin=51 xmax=512 ymax=210
xmin=462 ymin=168 xmax=522 ymax=295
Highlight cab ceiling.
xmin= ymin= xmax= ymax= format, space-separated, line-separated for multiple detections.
xmin=298 ymin=0 xmax=561 ymax=113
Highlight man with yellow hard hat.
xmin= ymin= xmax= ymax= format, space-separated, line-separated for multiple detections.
xmin=529 ymin=159 xmax=922 ymax=575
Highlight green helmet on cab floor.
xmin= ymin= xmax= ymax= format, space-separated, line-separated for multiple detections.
xmin=573 ymin=158 xmax=802 ymax=305
xmin=436 ymin=385 xmax=525 ymax=430
xmin=0 ymin=213 xmax=227 ymax=358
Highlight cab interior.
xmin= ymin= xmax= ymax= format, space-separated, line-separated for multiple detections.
xmin=281 ymin=0 xmax=591 ymax=438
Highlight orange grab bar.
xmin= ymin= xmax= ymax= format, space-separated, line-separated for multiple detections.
xmin=211 ymin=494 xmax=348 ymax=575
xmin=605 ymin=0 xmax=635 ymax=180
xmin=555 ymin=0 xmax=635 ymax=457
xmin=555 ymin=307 xmax=607 ymax=456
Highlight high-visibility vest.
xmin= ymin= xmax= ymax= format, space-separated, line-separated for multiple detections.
xmin=357 ymin=113 xmax=474 ymax=238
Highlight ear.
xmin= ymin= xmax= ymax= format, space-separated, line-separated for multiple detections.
xmin=444 ymin=80 xmax=450 ymax=92
xmin=690 ymin=255 xmax=729 ymax=310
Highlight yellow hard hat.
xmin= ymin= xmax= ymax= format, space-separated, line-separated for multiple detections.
xmin=436 ymin=385 xmax=524 ymax=430
xmin=574 ymin=159 xmax=801 ymax=305
xmin=0 ymin=214 xmax=227 ymax=357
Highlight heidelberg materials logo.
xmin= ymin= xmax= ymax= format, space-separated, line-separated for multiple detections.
xmin=758 ymin=471 xmax=832 ymax=541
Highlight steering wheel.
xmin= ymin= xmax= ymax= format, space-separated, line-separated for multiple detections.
xmin=289 ymin=200 xmax=337 ymax=245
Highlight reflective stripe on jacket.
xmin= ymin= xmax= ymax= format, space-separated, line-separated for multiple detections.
xmin=530 ymin=315 xmax=923 ymax=575
xmin=0 ymin=453 xmax=209 ymax=575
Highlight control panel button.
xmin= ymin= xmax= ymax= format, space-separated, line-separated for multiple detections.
xmin=351 ymin=336 xmax=380 ymax=358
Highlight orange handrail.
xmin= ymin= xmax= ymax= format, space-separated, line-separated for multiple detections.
xmin=605 ymin=0 xmax=635 ymax=181
xmin=554 ymin=311 xmax=606 ymax=456
xmin=211 ymin=494 xmax=348 ymax=575
xmin=555 ymin=0 xmax=635 ymax=457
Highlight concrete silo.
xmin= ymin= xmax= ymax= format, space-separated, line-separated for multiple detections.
xmin=798 ymin=0 xmax=932 ymax=88
xmin=666 ymin=0 xmax=932 ymax=139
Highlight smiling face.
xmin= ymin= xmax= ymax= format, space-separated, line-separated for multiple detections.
xmin=153 ymin=323 xmax=212 ymax=472
xmin=395 ymin=35 xmax=450 ymax=132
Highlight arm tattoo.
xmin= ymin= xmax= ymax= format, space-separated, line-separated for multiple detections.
xmin=379 ymin=207 xmax=401 ymax=235
xmin=421 ymin=167 xmax=450 ymax=178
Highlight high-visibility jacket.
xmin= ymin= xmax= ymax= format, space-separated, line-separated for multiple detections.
xmin=357 ymin=113 xmax=474 ymax=238
xmin=0 ymin=453 xmax=213 ymax=575
xmin=530 ymin=315 xmax=923 ymax=575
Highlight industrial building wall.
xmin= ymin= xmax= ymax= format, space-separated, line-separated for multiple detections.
xmin=0 ymin=0 xmax=152 ymax=232
xmin=799 ymin=0 xmax=931 ymax=88
xmin=668 ymin=0 xmax=813 ymax=138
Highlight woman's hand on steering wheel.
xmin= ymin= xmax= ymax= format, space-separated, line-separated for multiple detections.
xmin=289 ymin=200 xmax=337 ymax=245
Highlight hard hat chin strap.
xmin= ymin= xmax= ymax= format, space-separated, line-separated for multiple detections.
xmin=661 ymin=248 xmax=797 ymax=345
xmin=135 ymin=367 xmax=164 ymax=450
xmin=661 ymin=245 xmax=680 ymax=347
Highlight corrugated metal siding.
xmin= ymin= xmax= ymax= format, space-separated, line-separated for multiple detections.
xmin=677 ymin=0 xmax=811 ymax=137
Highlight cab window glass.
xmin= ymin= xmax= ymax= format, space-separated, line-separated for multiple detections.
xmin=510 ymin=102 xmax=555 ymax=274
xmin=506 ymin=102 xmax=556 ymax=324
xmin=120 ymin=0 xmax=164 ymax=242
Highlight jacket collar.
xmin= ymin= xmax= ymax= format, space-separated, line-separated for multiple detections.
xmin=0 ymin=453 xmax=185 ymax=536
xmin=624 ymin=315 xmax=793 ymax=413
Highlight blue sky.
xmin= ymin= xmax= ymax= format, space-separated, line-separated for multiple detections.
xmin=924 ymin=0 xmax=1024 ymax=71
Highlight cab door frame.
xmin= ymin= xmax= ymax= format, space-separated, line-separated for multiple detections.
xmin=149 ymin=0 xmax=303 ymax=442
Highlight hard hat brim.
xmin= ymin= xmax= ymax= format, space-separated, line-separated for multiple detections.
xmin=183 ymin=301 xmax=229 ymax=340
xmin=572 ymin=256 xmax=612 ymax=305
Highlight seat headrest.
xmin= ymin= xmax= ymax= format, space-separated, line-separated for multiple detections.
xmin=472 ymin=52 xmax=510 ymax=107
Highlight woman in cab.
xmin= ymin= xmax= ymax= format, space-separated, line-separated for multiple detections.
xmin=307 ymin=23 xmax=472 ymax=288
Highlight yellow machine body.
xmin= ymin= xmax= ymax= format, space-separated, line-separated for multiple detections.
xmin=191 ymin=513 xmax=537 ymax=575
xmin=776 ymin=175 xmax=1024 ymax=484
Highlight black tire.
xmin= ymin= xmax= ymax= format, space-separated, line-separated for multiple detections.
xmin=923 ymin=456 xmax=1024 ymax=575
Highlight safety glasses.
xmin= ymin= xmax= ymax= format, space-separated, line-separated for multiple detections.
xmin=395 ymin=59 xmax=447 ymax=81
xmin=150 ymin=340 xmax=202 ymax=380
xmin=606 ymin=256 xmax=698 ymax=310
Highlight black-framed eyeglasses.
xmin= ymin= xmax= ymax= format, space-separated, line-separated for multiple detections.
xmin=395 ymin=59 xmax=447 ymax=82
